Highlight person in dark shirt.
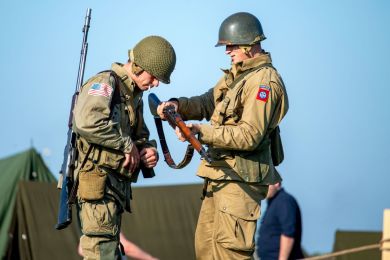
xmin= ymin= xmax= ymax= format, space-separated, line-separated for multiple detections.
xmin=257 ymin=182 xmax=304 ymax=260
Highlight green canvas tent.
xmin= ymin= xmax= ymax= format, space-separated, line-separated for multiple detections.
xmin=5 ymin=182 xmax=202 ymax=260
xmin=5 ymin=181 xmax=81 ymax=260
xmin=333 ymin=230 xmax=382 ymax=260
xmin=1 ymin=149 xmax=203 ymax=259
xmin=0 ymin=148 xmax=56 ymax=258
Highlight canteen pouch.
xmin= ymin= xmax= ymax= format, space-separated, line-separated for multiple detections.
xmin=269 ymin=126 xmax=284 ymax=166
xmin=78 ymin=161 xmax=107 ymax=201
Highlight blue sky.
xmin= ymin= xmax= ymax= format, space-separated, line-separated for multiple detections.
xmin=1 ymin=0 xmax=389 ymax=255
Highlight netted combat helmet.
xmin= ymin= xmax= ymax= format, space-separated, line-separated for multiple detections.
xmin=130 ymin=36 xmax=176 ymax=84
xmin=215 ymin=12 xmax=266 ymax=47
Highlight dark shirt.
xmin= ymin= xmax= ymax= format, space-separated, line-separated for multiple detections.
xmin=257 ymin=188 xmax=304 ymax=260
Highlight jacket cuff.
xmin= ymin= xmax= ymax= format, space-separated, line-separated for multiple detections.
xmin=144 ymin=139 xmax=157 ymax=149
xmin=122 ymin=137 xmax=134 ymax=154
xmin=198 ymin=124 xmax=214 ymax=145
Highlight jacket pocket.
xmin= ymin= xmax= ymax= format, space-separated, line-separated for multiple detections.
xmin=99 ymin=149 xmax=125 ymax=170
xmin=234 ymin=145 xmax=272 ymax=183
xmin=98 ymin=149 xmax=133 ymax=179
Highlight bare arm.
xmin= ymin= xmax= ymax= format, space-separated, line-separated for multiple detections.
xmin=120 ymin=233 xmax=159 ymax=260
xmin=279 ymin=234 xmax=294 ymax=260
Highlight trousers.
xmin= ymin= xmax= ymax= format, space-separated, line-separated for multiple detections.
xmin=78 ymin=194 xmax=122 ymax=260
xmin=195 ymin=180 xmax=268 ymax=260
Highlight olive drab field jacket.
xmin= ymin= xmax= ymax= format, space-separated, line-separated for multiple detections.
xmin=73 ymin=63 xmax=157 ymax=183
xmin=176 ymin=53 xmax=288 ymax=184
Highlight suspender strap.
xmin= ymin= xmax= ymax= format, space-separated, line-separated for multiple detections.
xmin=214 ymin=63 xmax=273 ymax=125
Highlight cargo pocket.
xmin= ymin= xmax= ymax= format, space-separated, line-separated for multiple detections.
xmin=214 ymin=182 xmax=260 ymax=251
xmin=78 ymin=162 xmax=107 ymax=201
xmin=80 ymin=198 xmax=120 ymax=237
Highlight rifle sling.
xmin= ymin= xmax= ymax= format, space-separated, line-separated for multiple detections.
xmin=152 ymin=64 xmax=272 ymax=169
xmin=154 ymin=116 xmax=194 ymax=169
xmin=106 ymin=69 xmax=194 ymax=169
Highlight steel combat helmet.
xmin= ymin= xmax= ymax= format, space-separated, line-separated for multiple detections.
xmin=130 ymin=36 xmax=176 ymax=84
xmin=215 ymin=12 xmax=266 ymax=47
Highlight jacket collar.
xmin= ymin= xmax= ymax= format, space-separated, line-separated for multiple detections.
xmin=111 ymin=63 xmax=137 ymax=95
xmin=232 ymin=52 xmax=272 ymax=76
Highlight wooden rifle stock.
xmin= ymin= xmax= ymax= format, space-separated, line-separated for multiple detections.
xmin=148 ymin=93 xmax=212 ymax=167
xmin=163 ymin=105 xmax=212 ymax=163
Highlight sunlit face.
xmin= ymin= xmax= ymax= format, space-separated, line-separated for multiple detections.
xmin=134 ymin=70 xmax=159 ymax=91
xmin=225 ymin=45 xmax=250 ymax=64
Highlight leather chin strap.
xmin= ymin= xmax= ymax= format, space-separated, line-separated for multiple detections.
xmin=154 ymin=116 xmax=195 ymax=169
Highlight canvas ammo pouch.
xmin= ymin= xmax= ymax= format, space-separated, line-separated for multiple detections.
xmin=78 ymin=160 xmax=107 ymax=201
xmin=76 ymin=137 xmax=107 ymax=200
xmin=76 ymin=137 xmax=129 ymax=201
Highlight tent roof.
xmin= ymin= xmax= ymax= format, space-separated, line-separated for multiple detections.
xmin=0 ymin=148 xmax=56 ymax=257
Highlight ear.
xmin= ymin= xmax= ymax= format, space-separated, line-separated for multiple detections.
xmin=132 ymin=62 xmax=144 ymax=75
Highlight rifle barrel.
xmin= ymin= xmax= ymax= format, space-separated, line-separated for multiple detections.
xmin=56 ymin=8 xmax=92 ymax=230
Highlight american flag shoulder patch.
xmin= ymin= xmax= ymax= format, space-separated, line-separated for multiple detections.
xmin=87 ymin=83 xmax=113 ymax=98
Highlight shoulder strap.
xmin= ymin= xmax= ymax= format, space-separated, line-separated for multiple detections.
xmin=104 ymin=70 xmax=122 ymax=110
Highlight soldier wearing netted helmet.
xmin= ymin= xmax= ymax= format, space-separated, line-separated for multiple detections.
xmin=157 ymin=12 xmax=288 ymax=259
xmin=72 ymin=35 xmax=176 ymax=259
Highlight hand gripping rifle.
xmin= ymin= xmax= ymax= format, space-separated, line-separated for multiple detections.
xmin=148 ymin=93 xmax=212 ymax=169
xmin=56 ymin=8 xmax=92 ymax=230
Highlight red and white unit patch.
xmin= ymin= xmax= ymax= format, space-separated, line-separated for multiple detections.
xmin=256 ymin=85 xmax=270 ymax=102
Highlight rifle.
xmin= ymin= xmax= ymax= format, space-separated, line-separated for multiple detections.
xmin=148 ymin=93 xmax=212 ymax=168
xmin=56 ymin=8 xmax=92 ymax=230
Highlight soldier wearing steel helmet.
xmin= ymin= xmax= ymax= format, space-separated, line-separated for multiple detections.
xmin=72 ymin=35 xmax=176 ymax=259
xmin=157 ymin=12 xmax=288 ymax=259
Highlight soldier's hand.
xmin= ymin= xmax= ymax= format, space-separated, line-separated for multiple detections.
xmin=157 ymin=101 xmax=178 ymax=120
xmin=175 ymin=123 xmax=201 ymax=142
xmin=188 ymin=123 xmax=201 ymax=134
xmin=123 ymin=145 xmax=140 ymax=173
xmin=139 ymin=147 xmax=159 ymax=168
